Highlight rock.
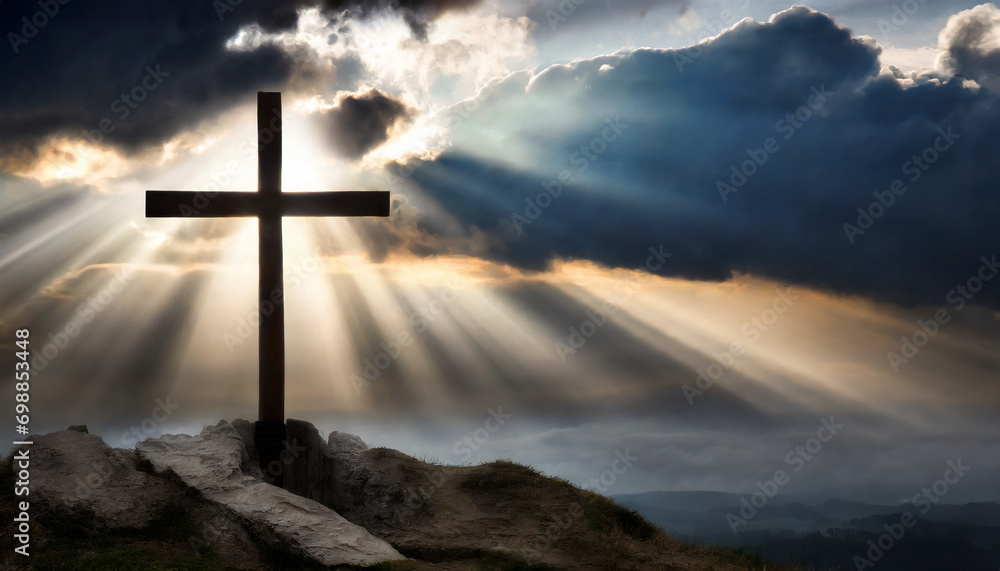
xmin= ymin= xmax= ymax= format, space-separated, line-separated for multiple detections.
xmin=213 ymin=484 xmax=403 ymax=567
xmin=284 ymin=419 xmax=334 ymax=504
xmin=31 ymin=430 xmax=181 ymax=529
xmin=137 ymin=420 xmax=257 ymax=494
xmin=328 ymin=430 xmax=368 ymax=456
xmin=29 ymin=429 xmax=266 ymax=568
xmin=137 ymin=420 xmax=405 ymax=567
xmin=230 ymin=418 xmax=264 ymax=480
xmin=279 ymin=422 xmax=450 ymax=541
xmin=67 ymin=424 xmax=88 ymax=433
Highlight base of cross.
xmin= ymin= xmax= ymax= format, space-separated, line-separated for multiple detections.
xmin=254 ymin=420 xmax=288 ymax=487
xmin=253 ymin=419 xmax=322 ymax=494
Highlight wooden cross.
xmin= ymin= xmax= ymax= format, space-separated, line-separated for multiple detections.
xmin=146 ymin=92 xmax=389 ymax=481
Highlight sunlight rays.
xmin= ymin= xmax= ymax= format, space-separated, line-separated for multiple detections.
xmin=542 ymin=262 xmax=994 ymax=426
xmin=4 ymin=72 xmax=996 ymax=439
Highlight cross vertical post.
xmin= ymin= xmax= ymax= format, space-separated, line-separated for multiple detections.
xmin=257 ymin=93 xmax=285 ymax=424
xmin=256 ymin=92 xmax=286 ymax=485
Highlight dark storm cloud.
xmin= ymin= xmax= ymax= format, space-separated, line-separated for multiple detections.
xmin=397 ymin=6 xmax=1000 ymax=308
xmin=312 ymin=0 xmax=486 ymax=39
xmin=0 ymin=1 xmax=294 ymax=157
xmin=384 ymin=0 xmax=486 ymax=38
xmin=0 ymin=0 xmax=482 ymax=159
xmin=322 ymin=88 xmax=414 ymax=159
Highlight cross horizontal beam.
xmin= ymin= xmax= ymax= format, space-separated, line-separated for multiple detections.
xmin=145 ymin=190 xmax=390 ymax=218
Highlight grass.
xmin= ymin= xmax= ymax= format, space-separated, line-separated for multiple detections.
xmin=457 ymin=459 xmax=791 ymax=570
xmin=460 ymin=460 xmax=577 ymax=494
xmin=459 ymin=459 xmax=661 ymax=545
xmin=353 ymin=562 xmax=419 ymax=571
xmin=473 ymin=551 xmax=555 ymax=570
xmin=467 ymin=460 xmax=659 ymax=541
xmin=711 ymin=545 xmax=775 ymax=570
xmin=365 ymin=447 xmax=420 ymax=462
xmin=417 ymin=452 xmax=443 ymax=466
xmin=583 ymin=501 xmax=659 ymax=541
xmin=29 ymin=538 xmax=229 ymax=571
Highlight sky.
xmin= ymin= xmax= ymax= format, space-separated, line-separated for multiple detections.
xmin=1 ymin=0 xmax=998 ymax=506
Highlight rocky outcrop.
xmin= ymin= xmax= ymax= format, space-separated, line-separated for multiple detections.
xmin=31 ymin=429 xmax=182 ymax=530
xmin=137 ymin=421 xmax=257 ymax=494
xmin=136 ymin=420 xmax=405 ymax=568
xmin=28 ymin=428 xmax=264 ymax=569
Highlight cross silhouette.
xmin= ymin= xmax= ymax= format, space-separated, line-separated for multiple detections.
xmin=146 ymin=92 xmax=389 ymax=482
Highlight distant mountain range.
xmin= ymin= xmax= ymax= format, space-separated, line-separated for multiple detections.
xmin=613 ymin=491 xmax=1000 ymax=570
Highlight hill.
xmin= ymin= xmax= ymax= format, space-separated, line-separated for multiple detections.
xmin=1 ymin=421 xmax=788 ymax=570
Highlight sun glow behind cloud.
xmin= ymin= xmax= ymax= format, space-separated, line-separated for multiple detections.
xmin=8 ymin=137 xmax=130 ymax=187
xmin=223 ymin=4 xmax=536 ymax=167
